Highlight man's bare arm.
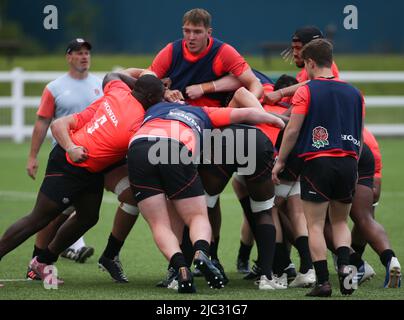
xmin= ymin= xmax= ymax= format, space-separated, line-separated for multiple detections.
xmin=272 ymin=113 xmax=305 ymax=184
xmin=185 ymin=74 xmax=243 ymax=100
xmin=236 ymin=68 xmax=263 ymax=98
xmin=51 ymin=115 xmax=88 ymax=163
xmin=26 ymin=116 xmax=52 ymax=179
xmin=264 ymin=81 xmax=309 ymax=105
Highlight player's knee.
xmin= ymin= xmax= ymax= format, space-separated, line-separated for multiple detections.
xmin=79 ymin=211 xmax=99 ymax=228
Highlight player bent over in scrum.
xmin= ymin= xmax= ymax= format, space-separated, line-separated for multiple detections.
xmin=0 ymin=72 xmax=164 ymax=285
xmin=128 ymin=100 xmax=284 ymax=293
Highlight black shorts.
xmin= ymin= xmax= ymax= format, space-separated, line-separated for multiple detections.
xmin=128 ymin=138 xmax=204 ymax=203
xmin=357 ymin=143 xmax=375 ymax=189
xmin=102 ymin=157 xmax=127 ymax=174
xmin=40 ymin=145 xmax=104 ymax=211
xmin=275 ymin=131 xmax=302 ymax=181
xmin=199 ymin=124 xmax=274 ymax=183
xmin=278 ymin=150 xmax=303 ymax=181
xmin=300 ymin=156 xmax=358 ymax=203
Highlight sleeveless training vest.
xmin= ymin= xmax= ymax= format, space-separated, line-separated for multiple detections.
xmin=296 ymin=79 xmax=363 ymax=159
xmin=143 ymin=102 xmax=213 ymax=139
xmin=165 ymin=38 xmax=229 ymax=105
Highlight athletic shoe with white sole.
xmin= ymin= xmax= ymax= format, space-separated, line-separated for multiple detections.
xmin=75 ymin=246 xmax=94 ymax=263
xmin=61 ymin=246 xmax=94 ymax=263
xmin=273 ymin=272 xmax=288 ymax=288
xmin=289 ymin=268 xmax=316 ymax=288
xmin=384 ymin=257 xmax=401 ymax=288
xmin=26 ymin=266 xmax=42 ymax=281
xmin=256 ymin=275 xmax=287 ymax=290
xmin=356 ymin=261 xmax=376 ymax=285
xmin=29 ymin=256 xmax=64 ymax=286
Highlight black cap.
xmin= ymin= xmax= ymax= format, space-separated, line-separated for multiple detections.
xmin=292 ymin=26 xmax=323 ymax=45
xmin=66 ymin=38 xmax=92 ymax=54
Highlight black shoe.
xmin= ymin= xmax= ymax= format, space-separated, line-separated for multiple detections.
xmin=193 ymin=250 xmax=225 ymax=289
xmin=98 ymin=255 xmax=128 ymax=283
xmin=338 ymin=265 xmax=357 ymax=295
xmin=305 ymin=281 xmax=332 ymax=297
xmin=243 ymin=261 xmax=263 ymax=280
xmin=156 ymin=266 xmax=178 ymax=288
xmin=236 ymin=258 xmax=250 ymax=274
xmin=212 ymin=259 xmax=229 ymax=285
xmin=76 ymin=246 xmax=94 ymax=263
xmin=192 ymin=264 xmax=203 ymax=277
xmin=177 ymin=267 xmax=196 ymax=294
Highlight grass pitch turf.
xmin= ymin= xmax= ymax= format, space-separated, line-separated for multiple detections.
xmin=0 ymin=139 xmax=403 ymax=300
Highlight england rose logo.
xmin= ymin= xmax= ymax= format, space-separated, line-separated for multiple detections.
xmin=312 ymin=126 xmax=329 ymax=149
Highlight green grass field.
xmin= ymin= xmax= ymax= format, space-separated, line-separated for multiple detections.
xmin=0 ymin=139 xmax=403 ymax=300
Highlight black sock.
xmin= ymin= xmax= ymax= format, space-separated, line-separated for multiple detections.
xmin=210 ymin=237 xmax=220 ymax=260
xmin=349 ymin=252 xmax=364 ymax=269
xmin=254 ymin=223 xmax=276 ymax=279
xmin=238 ymin=240 xmax=253 ymax=262
xmin=351 ymin=243 xmax=366 ymax=257
xmin=193 ymin=240 xmax=210 ymax=257
xmin=336 ymin=246 xmax=350 ymax=268
xmin=102 ymin=233 xmax=124 ymax=259
xmin=32 ymin=245 xmax=44 ymax=258
xmin=180 ymin=226 xmax=194 ymax=267
xmin=273 ymin=242 xmax=291 ymax=276
xmin=239 ymin=197 xmax=256 ymax=234
xmin=380 ymin=249 xmax=395 ymax=267
xmin=169 ymin=252 xmax=187 ymax=272
xmin=37 ymin=248 xmax=59 ymax=265
xmin=313 ymin=260 xmax=329 ymax=284
xmin=295 ymin=236 xmax=313 ymax=273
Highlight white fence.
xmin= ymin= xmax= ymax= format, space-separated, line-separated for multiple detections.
xmin=0 ymin=68 xmax=404 ymax=142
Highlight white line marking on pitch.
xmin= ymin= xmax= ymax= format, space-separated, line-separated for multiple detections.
xmin=0 ymin=279 xmax=31 ymax=282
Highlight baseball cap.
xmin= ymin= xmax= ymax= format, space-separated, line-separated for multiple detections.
xmin=292 ymin=26 xmax=323 ymax=45
xmin=66 ymin=38 xmax=92 ymax=54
